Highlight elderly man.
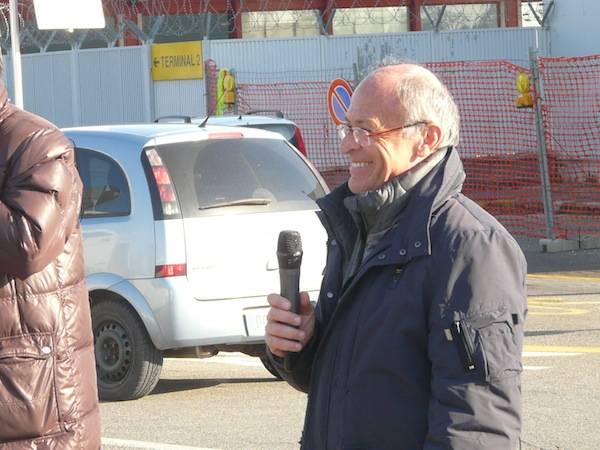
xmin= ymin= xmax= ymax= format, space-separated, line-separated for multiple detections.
xmin=0 ymin=59 xmax=100 ymax=446
xmin=265 ymin=63 xmax=527 ymax=449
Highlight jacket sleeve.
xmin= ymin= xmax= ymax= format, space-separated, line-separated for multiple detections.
xmin=266 ymin=307 xmax=322 ymax=393
xmin=425 ymin=229 xmax=527 ymax=450
xmin=0 ymin=127 xmax=81 ymax=279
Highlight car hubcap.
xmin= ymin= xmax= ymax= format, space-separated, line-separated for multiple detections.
xmin=95 ymin=322 xmax=131 ymax=384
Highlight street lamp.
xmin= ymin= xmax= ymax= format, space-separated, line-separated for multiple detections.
xmin=9 ymin=0 xmax=105 ymax=109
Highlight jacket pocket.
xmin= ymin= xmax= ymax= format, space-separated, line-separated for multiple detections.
xmin=461 ymin=308 xmax=522 ymax=383
xmin=0 ymin=332 xmax=62 ymax=442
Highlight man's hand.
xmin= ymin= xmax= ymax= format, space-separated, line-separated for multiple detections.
xmin=265 ymin=291 xmax=315 ymax=358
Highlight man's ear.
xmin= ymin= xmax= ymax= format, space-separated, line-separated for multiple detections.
xmin=417 ymin=124 xmax=443 ymax=157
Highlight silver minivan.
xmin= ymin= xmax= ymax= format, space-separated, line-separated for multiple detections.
xmin=65 ymin=123 xmax=328 ymax=400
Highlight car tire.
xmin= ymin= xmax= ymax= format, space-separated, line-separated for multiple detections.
xmin=260 ymin=355 xmax=283 ymax=380
xmin=92 ymin=299 xmax=163 ymax=401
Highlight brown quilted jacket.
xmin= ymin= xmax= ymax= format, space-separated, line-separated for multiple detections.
xmin=0 ymin=81 xmax=101 ymax=448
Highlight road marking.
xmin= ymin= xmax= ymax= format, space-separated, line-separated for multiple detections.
xmin=523 ymin=351 xmax=582 ymax=357
xmin=102 ymin=438 xmax=220 ymax=450
xmin=528 ymin=273 xmax=600 ymax=282
xmin=166 ymin=356 xmax=263 ymax=367
xmin=527 ymin=296 xmax=600 ymax=316
xmin=524 ymin=345 xmax=600 ymax=354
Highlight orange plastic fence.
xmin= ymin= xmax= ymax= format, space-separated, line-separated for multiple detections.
xmin=235 ymin=57 xmax=600 ymax=238
xmin=539 ymin=55 xmax=600 ymax=238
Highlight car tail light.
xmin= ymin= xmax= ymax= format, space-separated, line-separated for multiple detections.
xmin=144 ymin=148 xmax=181 ymax=219
xmin=155 ymin=264 xmax=187 ymax=278
xmin=293 ymin=126 xmax=307 ymax=157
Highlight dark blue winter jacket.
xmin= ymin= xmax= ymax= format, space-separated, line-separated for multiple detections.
xmin=272 ymin=147 xmax=527 ymax=450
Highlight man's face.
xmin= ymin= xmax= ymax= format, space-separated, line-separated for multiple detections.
xmin=340 ymin=74 xmax=426 ymax=194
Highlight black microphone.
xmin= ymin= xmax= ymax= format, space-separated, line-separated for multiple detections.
xmin=277 ymin=230 xmax=303 ymax=372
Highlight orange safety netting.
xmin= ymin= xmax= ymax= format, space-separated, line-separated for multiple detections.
xmin=235 ymin=57 xmax=600 ymax=238
xmin=539 ymin=54 xmax=600 ymax=238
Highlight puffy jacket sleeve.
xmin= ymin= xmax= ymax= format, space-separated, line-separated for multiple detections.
xmin=0 ymin=127 xmax=81 ymax=279
xmin=425 ymin=228 xmax=527 ymax=449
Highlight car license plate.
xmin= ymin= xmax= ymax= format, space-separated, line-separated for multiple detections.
xmin=243 ymin=307 xmax=269 ymax=337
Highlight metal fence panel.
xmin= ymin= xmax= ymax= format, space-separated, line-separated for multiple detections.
xmin=1 ymin=28 xmax=550 ymax=128
xmin=206 ymin=36 xmax=323 ymax=82
xmin=153 ymin=79 xmax=206 ymax=120
xmin=77 ymin=47 xmax=150 ymax=126
xmin=321 ymin=32 xmax=434 ymax=80
xmin=432 ymin=28 xmax=548 ymax=65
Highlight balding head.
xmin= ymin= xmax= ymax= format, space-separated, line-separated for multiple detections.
xmin=357 ymin=63 xmax=460 ymax=149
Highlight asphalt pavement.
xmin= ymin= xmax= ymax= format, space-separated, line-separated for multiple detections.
xmin=100 ymin=237 xmax=600 ymax=450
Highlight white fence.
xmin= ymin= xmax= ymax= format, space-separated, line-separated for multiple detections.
xmin=2 ymin=27 xmax=549 ymax=128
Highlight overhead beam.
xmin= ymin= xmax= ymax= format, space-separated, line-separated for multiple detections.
xmin=0 ymin=0 xmax=528 ymax=16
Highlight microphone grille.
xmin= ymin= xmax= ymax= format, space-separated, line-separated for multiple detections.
xmin=278 ymin=230 xmax=302 ymax=255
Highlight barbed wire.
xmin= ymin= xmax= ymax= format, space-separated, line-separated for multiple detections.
xmin=0 ymin=0 xmax=544 ymax=52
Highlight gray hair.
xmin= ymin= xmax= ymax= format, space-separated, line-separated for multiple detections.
xmin=371 ymin=62 xmax=460 ymax=149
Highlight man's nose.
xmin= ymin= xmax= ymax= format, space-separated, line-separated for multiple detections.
xmin=339 ymin=133 xmax=358 ymax=154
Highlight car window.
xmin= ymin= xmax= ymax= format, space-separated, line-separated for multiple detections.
xmin=154 ymin=138 xmax=325 ymax=218
xmin=75 ymin=148 xmax=131 ymax=218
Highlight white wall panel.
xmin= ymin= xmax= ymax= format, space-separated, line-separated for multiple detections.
xmin=432 ymin=28 xmax=548 ymax=65
xmin=1 ymin=28 xmax=550 ymax=129
xmin=77 ymin=47 xmax=150 ymax=126
xmin=320 ymin=32 xmax=433 ymax=79
xmin=153 ymin=79 xmax=206 ymax=120
xmin=549 ymin=0 xmax=600 ymax=57
xmin=206 ymin=36 xmax=323 ymax=82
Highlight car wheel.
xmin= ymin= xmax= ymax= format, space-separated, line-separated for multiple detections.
xmin=260 ymin=355 xmax=283 ymax=380
xmin=92 ymin=299 xmax=163 ymax=401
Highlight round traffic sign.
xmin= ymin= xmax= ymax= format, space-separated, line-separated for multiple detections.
xmin=327 ymin=79 xmax=353 ymax=125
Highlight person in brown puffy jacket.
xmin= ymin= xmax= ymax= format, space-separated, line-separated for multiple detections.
xmin=0 ymin=58 xmax=101 ymax=447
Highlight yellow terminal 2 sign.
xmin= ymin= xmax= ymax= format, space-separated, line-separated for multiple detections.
xmin=151 ymin=41 xmax=203 ymax=81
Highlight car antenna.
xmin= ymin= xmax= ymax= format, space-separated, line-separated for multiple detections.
xmin=198 ymin=115 xmax=210 ymax=128
xmin=198 ymin=85 xmax=230 ymax=128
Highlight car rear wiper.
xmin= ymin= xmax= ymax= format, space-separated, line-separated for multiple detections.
xmin=198 ymin=197 xmax=272 ymax=210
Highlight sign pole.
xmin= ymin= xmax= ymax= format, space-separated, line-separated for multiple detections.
xmin=9 ymin=0 xmax=24 ymax=108
xmin=529 ymin=46 xmax=554 ymax=239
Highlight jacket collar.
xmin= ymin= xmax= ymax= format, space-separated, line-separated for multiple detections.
xmin=317 ymin=147 xmax=465 ymax=265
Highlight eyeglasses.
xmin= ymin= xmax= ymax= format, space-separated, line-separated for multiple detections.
xmin=337 ymin=121 xmax=429 ymax=146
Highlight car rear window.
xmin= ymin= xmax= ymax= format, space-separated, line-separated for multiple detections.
xmin=154 ymin=138 xmax=325 ymax=218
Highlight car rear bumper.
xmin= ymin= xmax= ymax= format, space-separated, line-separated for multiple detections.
xmin=129 ymin=276 xmax=320 ymax=350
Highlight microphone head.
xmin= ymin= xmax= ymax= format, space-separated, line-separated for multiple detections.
xmin=277 ymin=230 xmax=303 ymax=269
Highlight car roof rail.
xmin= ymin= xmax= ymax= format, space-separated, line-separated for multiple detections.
xmin=246 ymin=110 xmax=284 ymax=118
xmin=154 ymin=115 xmax=193 ymax=123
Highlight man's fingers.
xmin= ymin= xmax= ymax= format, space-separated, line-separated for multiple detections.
xmin=267 ymin=305 xmax=301 ymax=327
xmin=265 ymin=334 xmax=303 ymax=354
xmin=265 ymin=322 xmax=305 ymax=342
xmin=299 ymin=291 xmax=314 ymax=315
xmin=267 ymin=293 xmax=291 ymax=310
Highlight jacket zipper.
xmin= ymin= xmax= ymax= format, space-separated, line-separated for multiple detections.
xmin=450 ymin=320 xmax=476 ymax=372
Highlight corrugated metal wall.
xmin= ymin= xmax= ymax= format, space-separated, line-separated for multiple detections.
xmin=4 ymin=46 xmax=156 ymax=128
xmin=154 ymin=79 xmax=206 ymax=119
xmin=1 ymin=26 xmax=548 ymax=128
xmin=205 ymin=27 xmax=549 ymax=82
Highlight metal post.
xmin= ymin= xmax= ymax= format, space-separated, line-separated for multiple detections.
xmin=529 ymin=46 xmax=555 ymax=239
xmin=9 ymin=0 xmax=23 ymax=108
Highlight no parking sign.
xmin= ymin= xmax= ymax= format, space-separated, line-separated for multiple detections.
xmin=327 ymin=79 xmax=353 ymax=125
